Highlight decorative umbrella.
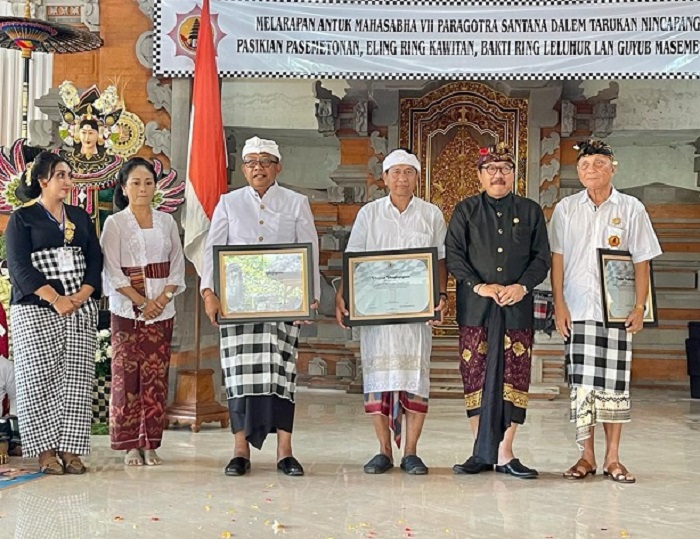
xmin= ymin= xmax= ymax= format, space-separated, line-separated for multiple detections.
xmin=0 ymin=0 xmax=103 ymax=137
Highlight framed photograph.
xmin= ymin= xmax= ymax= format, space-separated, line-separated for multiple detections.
xmin=213 ymin=243 xmax=314 ymax=324
xmin=343 ymin=247 xmax=439 ymax=327
xmin=598 ymin=249 xmax=658 ymax=329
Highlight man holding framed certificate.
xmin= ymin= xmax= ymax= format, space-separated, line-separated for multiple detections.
xmin=551 ymin=139 xmax=662 ymax=484
xmin=335 ymin=149 xmax=448 ymax=475
xmin=200 ymin=136 xmax=320 ymax=477
xmin=446 ymin=143 xmax=550 ymax=479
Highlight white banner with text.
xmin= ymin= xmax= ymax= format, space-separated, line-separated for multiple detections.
xmin=153 ymin=0 xmax=700 ymax=79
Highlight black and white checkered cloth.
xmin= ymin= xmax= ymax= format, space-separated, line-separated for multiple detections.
xmin=565 ymin=320 xmax=632 ymax=392
xmin=220 ymin=322 xmax=300 ymax=402
xmin=10 ymin=247 xmax=97 ymax=458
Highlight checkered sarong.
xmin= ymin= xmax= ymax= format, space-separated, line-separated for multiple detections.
xmin=565 ymin=321 xmax=631 ymax=392
xmin=220 ymin=322 xmax=300 ymax=402
xmin=565 ymin=320 xmax=632 ymax=448
xmin=10 ymin=247 xmax=97 ymax=457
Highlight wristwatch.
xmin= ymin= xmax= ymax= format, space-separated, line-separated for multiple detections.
xmin=164 ymin=291 xmax=174 ymax=301
xmin=520 ymin=284 xmax=529 ymax=294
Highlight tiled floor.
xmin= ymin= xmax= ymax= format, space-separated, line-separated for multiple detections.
xmin=0 ymin=388 xmax=698 ymax=538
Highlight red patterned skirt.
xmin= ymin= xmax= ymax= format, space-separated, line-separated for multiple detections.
xmin=109 ymin=314 xmax=174 ymax=451
xmin=459 ymin=326 xmax=533 ymax=423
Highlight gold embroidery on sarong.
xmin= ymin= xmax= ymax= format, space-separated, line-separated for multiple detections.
xmin=464 ymin=390 xmax=482 ymax=410
xmin=503 ymin=384 xmax=529 ymax=408
xmin=462 ymin=349 xmax=472 ymax=362
xmin=477 ymin=341 xmax=488 ymax=355
xmin=512 ymin=341 xmax=527 ymax=357
xmin=504 ymin=335 xmax=512 ymax=349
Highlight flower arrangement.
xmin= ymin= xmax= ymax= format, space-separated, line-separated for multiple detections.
xmin=95 ymin=329 xmax=112 ymax=379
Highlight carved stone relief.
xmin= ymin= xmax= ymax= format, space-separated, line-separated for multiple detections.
xmin=592 ymin=102 xmax=617 ymax=138
xmin=561 ymin=101 xmax=575 ymax=138
xmin=147 ymin=77 xmax=172 ymax=115
xmin=313 ymin=81 xmax=340 ymax=136
xmin=135 ymin=31 xmax=153 ymax=70
xmin=145 ymin=121 xmax=171 ymax=160
xmin=133 ymin=0 xmax=153 ymax=20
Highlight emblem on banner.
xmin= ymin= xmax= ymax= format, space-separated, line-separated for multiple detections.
xmin=166 ymin=6 xmax=227 ymax=59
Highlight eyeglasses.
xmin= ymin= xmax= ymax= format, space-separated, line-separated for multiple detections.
xmin=243 ymin=158 xmax=279 ymax=168
xmin=481 ymin=164 xmax=514 ymax=175
xmin=577 ymin=158 xmax=612 ymax=171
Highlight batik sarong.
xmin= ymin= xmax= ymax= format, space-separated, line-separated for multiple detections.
xmin=109 ymin=314 xmax=173 ymax=451
xmin=459 ymin=326 xmax=534 ymax=421
xmin=566 ymin=320 xmax=632 ymax=448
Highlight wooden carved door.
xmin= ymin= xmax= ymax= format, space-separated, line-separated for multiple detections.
xmin=399 ymin=82 xmax=529 ymax=335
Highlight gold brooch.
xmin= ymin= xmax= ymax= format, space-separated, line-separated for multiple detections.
xmin=64 ymin=219 xmax=76 ymax=244
xmin=608 ymin=235 xmax=620 ymax=247
xmin=612 ymin=217 xmax=621 ymax=225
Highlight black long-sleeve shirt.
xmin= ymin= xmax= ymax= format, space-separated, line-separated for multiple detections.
xmin=446 ymin=192 xmax=551 ymax=329
xmin=6 ymin=204 xmax=102 ymax=306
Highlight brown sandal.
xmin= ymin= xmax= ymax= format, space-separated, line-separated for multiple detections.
xmin=604 ymin=462 xmax=636 ymax=484
xmin=39 ymin=454 xmax=65 ymax=475
xmin=59 ymin=453 xmax=86 ymax=475
xmin=563 ymin=458 xmax=596 ymax=480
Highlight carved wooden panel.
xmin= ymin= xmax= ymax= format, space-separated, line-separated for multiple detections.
xmin=399 ymin=82 xmax=529 ymax=334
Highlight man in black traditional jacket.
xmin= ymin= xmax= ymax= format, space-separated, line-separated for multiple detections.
xmin=446 ymin=143 xmax=550 ymax=479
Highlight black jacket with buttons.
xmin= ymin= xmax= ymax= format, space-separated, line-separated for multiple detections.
xmin=446 ymin=192 xmax=551 ymax=329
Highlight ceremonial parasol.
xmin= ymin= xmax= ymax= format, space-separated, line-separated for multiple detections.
xmin=0 ymin=0 xmax=103 ymax=137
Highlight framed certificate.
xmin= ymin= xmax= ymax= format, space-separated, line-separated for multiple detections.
xmin=343 ymin=247 xmax=439 ymax=326
xmin=213 ymin=243 xmax=314 ymax=324
xmin=598 ymin=249 xmax=658 ymax=329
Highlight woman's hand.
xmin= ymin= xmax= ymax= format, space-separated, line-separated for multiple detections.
xmin=53 ymin=296 xmax=76 ymax=316
xmin=141 ymin=299 xmax=163 ymax=320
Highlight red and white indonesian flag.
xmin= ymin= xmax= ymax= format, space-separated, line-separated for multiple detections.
xmin=182 ymin=0 xmax=228 ymax=276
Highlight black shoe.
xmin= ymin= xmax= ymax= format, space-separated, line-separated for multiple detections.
xmin=363 ymin=453 xmax=393 ymax=474
xmin=494 ymin=458 xmax=538 ymax=479
xmin=277 ymin=456 xmax=304 ymax=476
xmin=453 ymin=456 xmax=494 ymax=475
xmin=224 ymin=457 xmax=251 ymax=476
xmin=400 ymin=455 xmax=428 ymax=475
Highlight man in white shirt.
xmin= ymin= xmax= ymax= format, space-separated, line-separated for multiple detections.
xmin=335 ymin=149 xmax=448 ymax=475
xmin=551 ymin=139 xmax=662 ymax=484
xmin=0 ymin=355 xmax=17 ymax=463
xmin=201 ymin=136 xmax=320 ymax=477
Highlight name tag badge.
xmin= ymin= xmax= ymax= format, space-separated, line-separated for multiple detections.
xmin=57 ymin=248 xmax=75 ymax=272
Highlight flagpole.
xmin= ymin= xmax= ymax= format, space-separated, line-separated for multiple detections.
xmin=194 ymin=275 xmax=202 ymax=371
xmin=163 ymin=0 xmax=229 ymax=433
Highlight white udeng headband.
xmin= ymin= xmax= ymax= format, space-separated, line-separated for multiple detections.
xmin=242 ymin=136 xmax=281 ymax=160
xmin=382 ymin=149 xmax=421 ymax=173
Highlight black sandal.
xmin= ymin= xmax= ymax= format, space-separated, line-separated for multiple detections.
xmin=363 ymin=453 xmax=393 ymax=474
xmin=400 ymin=455 xmax=428 ymax=475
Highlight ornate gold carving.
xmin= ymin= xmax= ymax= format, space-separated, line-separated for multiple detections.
xmin=399 ymin=82 xmax=529 ymax=335
xmin=429 ymin=126 xmax=481 ymax=220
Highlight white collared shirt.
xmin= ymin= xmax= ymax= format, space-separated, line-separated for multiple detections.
xmin=201 ymin=183 xmax=321 ymax=300
xmin=550 ymin=188 xmax=662 ymax=322
xmin=346 ymin=195 xmax=447 ymax=256
xmin=101 ymin=207 xmax=187 ymax=321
